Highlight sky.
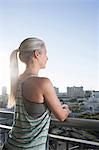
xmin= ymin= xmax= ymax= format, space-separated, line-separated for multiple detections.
xmin=0 ymin=0 xmax=99 ymax=94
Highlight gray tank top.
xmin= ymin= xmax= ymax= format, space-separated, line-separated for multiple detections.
xmin=22 ymin=97 xmax=47 ymax=119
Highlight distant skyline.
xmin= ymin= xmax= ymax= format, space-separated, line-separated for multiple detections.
xmin=0 ymin=0 xmax=99 ymax=94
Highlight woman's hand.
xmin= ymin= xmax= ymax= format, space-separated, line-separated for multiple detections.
xmin=62 ymin=104 xmax=71 ymax=115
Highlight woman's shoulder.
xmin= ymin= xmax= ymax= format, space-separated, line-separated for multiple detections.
xmin=29 ymin=76 xmax=52 ymax=90
xmin=37 ymin=77 xmax=54 ymax=92
xmin=37 ymin=77 xmax=52 ymax=86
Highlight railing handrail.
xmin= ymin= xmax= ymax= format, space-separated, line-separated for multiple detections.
xmin=0 ymin=110 xmax=14 ymax=114
xmin=49 ymin=134 xmax=99 ymax=146
xmin=51 ymin=118 xmax=99 ymax=131
xmin=0 ymin=124 xmax=12 ymax=130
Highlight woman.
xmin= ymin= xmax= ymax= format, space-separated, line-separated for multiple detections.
xmin=3 ymin=37 xmax=70 ymax=150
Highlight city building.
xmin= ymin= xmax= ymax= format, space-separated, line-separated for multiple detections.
xmin=54 ymin=87 xmax=59 ymax=94
xmin=1 ymin=87 xmax=8 ymax=108
xmin=84 ymin=90 xmax=92 ymax=98
xmin=92 ymin=91 xmax=99 ymax=98
xmin=67 ymin=86 xmax=84 ymax=98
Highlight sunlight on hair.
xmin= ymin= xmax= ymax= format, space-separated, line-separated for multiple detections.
xmin=18 ymin=55 xmax=26 ymax=75
xmin=7 ymin=94 xmax=16 ymax=108
xmin=0 ymin=52 xmax=26 ymax=95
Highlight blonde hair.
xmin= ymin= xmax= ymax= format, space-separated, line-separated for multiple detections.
xmin=8 ymin=37 xmax=45 ymax=108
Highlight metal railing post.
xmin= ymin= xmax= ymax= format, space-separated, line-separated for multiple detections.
xmin=66 ymin=141 xmax=69 ymax=150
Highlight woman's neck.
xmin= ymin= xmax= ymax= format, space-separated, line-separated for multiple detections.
xmin=24 ymin=67 xmax=39 ymax=76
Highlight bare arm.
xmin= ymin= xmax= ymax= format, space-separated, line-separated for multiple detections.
xmin=42 ymin=78 xmax=70 ymax=121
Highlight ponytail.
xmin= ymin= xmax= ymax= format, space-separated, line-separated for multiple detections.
xmin=8 ymin=49 xmax=19 ymax=108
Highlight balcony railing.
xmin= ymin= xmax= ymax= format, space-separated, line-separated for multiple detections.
xmin=0 ymin=110 xmax=99 ymax=150
xmin=49 ymin=118 xmax=99 ymax=149
xmin=50 ymin=117 xmax=99 ymax=130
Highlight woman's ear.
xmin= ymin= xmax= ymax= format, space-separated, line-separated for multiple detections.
xmin=33 ymin=50 xmax=40 ymax=58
